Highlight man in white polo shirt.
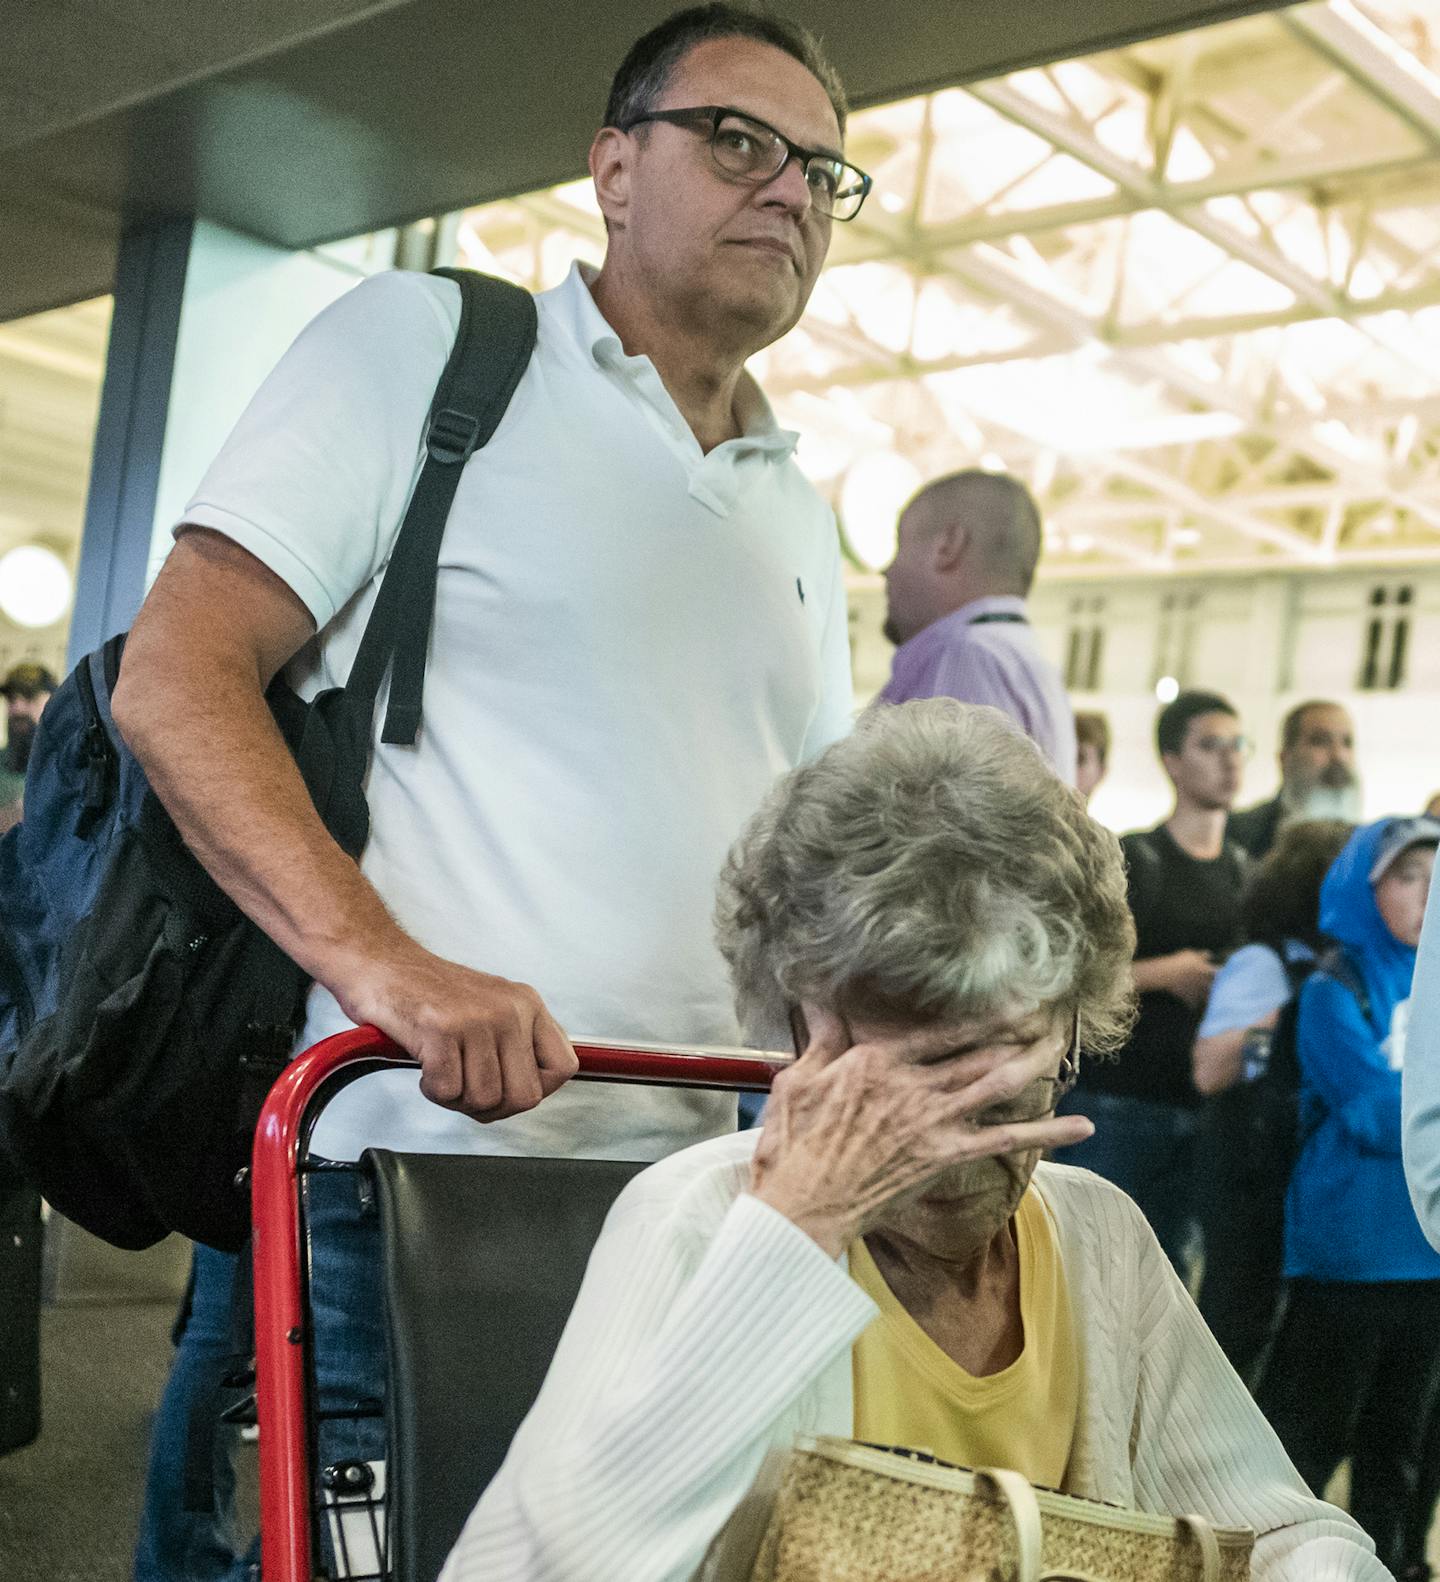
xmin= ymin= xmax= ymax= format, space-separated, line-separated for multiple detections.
xmin=114 ymin=7 xmax=869 ymax=1578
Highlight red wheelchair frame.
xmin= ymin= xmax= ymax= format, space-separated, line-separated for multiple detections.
xmin=251 ymin=1026 xmax=782 ymax=1582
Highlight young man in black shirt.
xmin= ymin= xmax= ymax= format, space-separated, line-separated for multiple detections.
xmin=1058 ymin=690 xmax=1250 ymax=1280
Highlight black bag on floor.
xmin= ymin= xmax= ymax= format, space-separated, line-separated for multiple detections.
xmin=0 ymin=269 xmax=536 ymax=1253
xmin=0 ymin=1178 xmax=42 ymax=1455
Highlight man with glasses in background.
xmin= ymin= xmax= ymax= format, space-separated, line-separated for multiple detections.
xmin=113 ymin=8 xmax=871 ymax=1578
xmin=1057 ymin=691 xmax=1252 ymax=1283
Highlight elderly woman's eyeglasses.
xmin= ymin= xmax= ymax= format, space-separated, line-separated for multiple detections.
xmin=971 ymin=1008 xmax=1081 ymax=1127
xmin=615 ymin=104 xmax=873 ymax=221
xmin=785 ymin=1007 xmax=1081 ymax=1122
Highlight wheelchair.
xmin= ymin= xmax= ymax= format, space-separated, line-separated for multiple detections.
xmin=251 ymin=1027 xmax=780 ymax=1582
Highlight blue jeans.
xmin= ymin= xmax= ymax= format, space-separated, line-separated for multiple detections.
xmin=133 ymin=1245 xmax=246 ymax=1582
xmin=134 ymin=1169 xmax=387 ymax=1582
xmin=1054 ymin=1088 xmax=1202 ymax=1282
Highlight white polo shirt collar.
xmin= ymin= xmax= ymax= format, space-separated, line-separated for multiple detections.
xmin=548 ymin=261 xmax=800 ymax=489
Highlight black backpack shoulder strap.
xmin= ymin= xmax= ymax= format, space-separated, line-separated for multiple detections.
xmin=1259 ymin=946 xmax=1312 ymax=1091
xmin=1312 ymin=942 xmax=1375 ymax=1032
xmin=1282 ymin=950 xmax=1317 ymax=996
xmin=1121 ymin=827 xmax=1165 ymax=941
xmin=1223 ymin=838 xmax=1250 ymax=892
xmin=345 ymin=269 xmax=538 ymax=743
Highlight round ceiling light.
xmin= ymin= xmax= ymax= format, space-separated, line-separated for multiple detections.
xmin=0 ymin=545 xmax=73 ymax=629
xmin=840 ymin=452 xmax=922 ymax=572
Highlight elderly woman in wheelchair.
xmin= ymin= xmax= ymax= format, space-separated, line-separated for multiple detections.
xmin=440 ymin=701 xmax=1388 ymax=1582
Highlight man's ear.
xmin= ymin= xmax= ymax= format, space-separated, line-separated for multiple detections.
xmin=931 ymin=520 xmax=968 ymax=573
xmin=589 ymin=127 xmax=632 ymax=231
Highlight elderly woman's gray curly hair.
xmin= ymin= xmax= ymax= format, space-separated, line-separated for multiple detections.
xmin=715 ymin=699 xmax=1136 ymax=1052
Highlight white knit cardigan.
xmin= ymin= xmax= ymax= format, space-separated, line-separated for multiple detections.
xmin=438 ymin=1133 xmax=1388 ymax=1582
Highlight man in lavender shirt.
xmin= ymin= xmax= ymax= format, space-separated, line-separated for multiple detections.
xmin=877 ymin=469 xmax=1078 ymax=782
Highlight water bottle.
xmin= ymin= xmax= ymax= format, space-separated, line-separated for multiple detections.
xmin=1240 ymin=1026 xmax=1272 ymax=1084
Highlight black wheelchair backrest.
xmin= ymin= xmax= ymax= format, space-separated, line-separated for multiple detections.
xmin=364 ymin=1149 xmax=647 ymax=1582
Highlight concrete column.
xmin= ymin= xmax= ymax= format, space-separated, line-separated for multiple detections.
xmin=146 ymin=221 xmax=388 ymax=581
xmin=67 ymin=216 xmax=193 ymax=665
xmin=68 ymin=217 xmax=390 ymax=670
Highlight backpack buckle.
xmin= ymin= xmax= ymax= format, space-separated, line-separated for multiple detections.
xmin=426 ymin=407 xmax=482 ymax=465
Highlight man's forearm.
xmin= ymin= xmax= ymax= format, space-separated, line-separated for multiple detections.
xmin=114 ymin=655 xmax=406 ymax=993
xmin=109 ymin=529 xmax=575 ymax=1116
xmin=1131 ymin=957 xmax=1172 ymax=994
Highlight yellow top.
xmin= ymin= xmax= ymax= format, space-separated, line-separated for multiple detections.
xmin=849 ymin=1185 xmax=1079 ymax=1489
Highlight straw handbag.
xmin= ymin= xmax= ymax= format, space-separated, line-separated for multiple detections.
xmin=747 ymin=1437 xmax=1254 ymax=1582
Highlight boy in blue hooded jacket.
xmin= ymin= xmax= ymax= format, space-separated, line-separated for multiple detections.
xmin=1260 ymin=815 xmax=1440 ymax=1579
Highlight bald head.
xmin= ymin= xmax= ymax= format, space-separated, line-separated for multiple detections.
xmin=904 ymin=471 xmax=1042 ymax=592
xmin=883 ymin=469 xmax=1044 ymax=645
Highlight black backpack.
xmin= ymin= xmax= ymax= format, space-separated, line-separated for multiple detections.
xmin=1233 ymin=941 xmax=1372 ymax=1185
xmin=0 ymin=269 xmax=537 ymax=1253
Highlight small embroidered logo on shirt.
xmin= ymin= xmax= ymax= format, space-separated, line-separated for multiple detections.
xmin=796 ymin=577 xmax=806 ymax=605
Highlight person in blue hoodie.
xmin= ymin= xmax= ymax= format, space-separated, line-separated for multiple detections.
xmin=1259 ymin=815 xmax=1440 ymax=1579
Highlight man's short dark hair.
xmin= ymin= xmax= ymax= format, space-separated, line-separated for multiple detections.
xmin=1281 ymin=698 xmax=1346 ymax=753
xmin=1074 ymin=710 xmax=1110 ymax=768
xmin=1156 ymin=690 xmax=1237 ymax=757
xmin=1 ymin=662 xmax=58 ymax=702
xmin=605 ymin=4 xmax=848 ymax=133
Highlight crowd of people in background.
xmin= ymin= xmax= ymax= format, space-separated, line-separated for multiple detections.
xmin=1047 ymin=690 xmax=1438 ymax=1579
xmin=6 ymin=459 xmax=1437 ymax=1576
xmin=6 ymin=461 xmax=1438 ymax=1580
xmin=866 ymin=464 xmax=1439 ymax=1576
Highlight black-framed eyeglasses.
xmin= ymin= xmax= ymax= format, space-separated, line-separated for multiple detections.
xmin=615 ymin=104 xmax=873 ymax=221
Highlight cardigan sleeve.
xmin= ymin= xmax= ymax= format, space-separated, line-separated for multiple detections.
xmin=1127 ymin=1218 xmax=1387 ymax=1581
xmin=438 ymin=1186 xmax=876 ymax=1582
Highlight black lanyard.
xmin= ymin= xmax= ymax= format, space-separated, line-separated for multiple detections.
xmin=968 ymin=612 xmax=1028 ymax=626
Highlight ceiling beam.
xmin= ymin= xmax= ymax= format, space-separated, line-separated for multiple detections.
xmin=860 ymin=241 xmax=1440 ymax=554
xmin=1100 ymin=454 xmax=1329 ymax=559
xmin=966 ymin=74 xmax=1440 ymax=396
xmin=967 ymin=77 xmax=1345 ymax=309
xmin=942 ymin=237 xmax=1440 ymax=538
xmin=1038 ymin=538 xmax=1440 ymax=581
xmin=1283 ymin=0 xmax=1440 ymax=150
xmin=825 ymin=146 xmax=1440 ymax=266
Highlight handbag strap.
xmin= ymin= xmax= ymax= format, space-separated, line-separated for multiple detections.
xmin=1030 ymin=1511 xmax=1222 ymax=1582
xmin=344 ymin=267 xmax=539 ymax=744
xmin=973 ymin=1468 xmax=1222 ymax=1582
xmin=975 ymin=1467 xmax=1043 ymax=1582
xmin=1175 ymin=1514 xmax=1221 ymax=1582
